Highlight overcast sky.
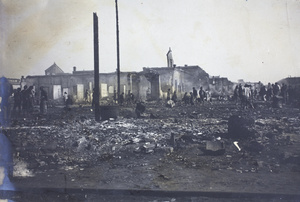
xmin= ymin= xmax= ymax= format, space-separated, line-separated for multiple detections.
xmin=1 ymin=0 xmax=300 ymax=84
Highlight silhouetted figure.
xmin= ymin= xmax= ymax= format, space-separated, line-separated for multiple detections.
xmin=167 ymin=89 xmax=171 ymax=101
xmin=13 ymin=88 xmax=21 ymax=115
xmin=40 ymin=87 xmax=48 ymax=114
xmin=119 ymin=92 xmax=124 ymax=105
xmin=199 ymin=87 xmax=205 ymax=103
xmin=65 ymin=95 xmax=73 ymax=111
xmin=135 ymin=102 xmax=146 ymax=118
xmin=171 ymin=91 xmax=177 ymax=103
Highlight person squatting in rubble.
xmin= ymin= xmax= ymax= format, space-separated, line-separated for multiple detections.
xmin=135 ymin=101 xmax=146 ymax=118
xmin=40 ymin=87 xmax=48 ymax=114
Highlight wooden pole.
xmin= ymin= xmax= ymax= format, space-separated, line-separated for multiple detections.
xmin=115 ymin=0 xmax=121 ymax=104
xmin=93 ymin=12 xmax=100 ymax=121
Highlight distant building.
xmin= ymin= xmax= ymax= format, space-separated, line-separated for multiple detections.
xmin=45 ymin=62 xmax=65 ymax=76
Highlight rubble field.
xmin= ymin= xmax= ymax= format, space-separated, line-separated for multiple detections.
xmin=2 ymin=100 xmax=300 ymax=197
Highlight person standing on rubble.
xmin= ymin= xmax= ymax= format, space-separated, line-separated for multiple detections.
xmin=190 ymin=92 xmax=194 ymax=105
xmin=182 ymin=92 xmax=189 ymax=105
xmin=233 ymin=85 xmax=239 ymax=104
xmin=20 ymin=85 xmax=28 ymax=115
xmin=119 ymin=92 xmax=124 ymax=106
xmin=281 ymin=83 xmax=287 ymax=104
xmin=40 ymin=87 xmax=48 ymax=114
xmin=12 ymin=88 xmax=21 ymax=116
xmin=199 ymin=87 xmax=205 ymax=104
xmin=171 ymin=90 xmax=177 ymax=103
xmin=192 ymin=87 xmax=197 ymax=103
xmin=84 ymin=89 xmax=89 ymax=103
xmin=238 ymin=84 xmax=243 ymax=102
xmin=167 ymin=89 xmax=171 ymax=101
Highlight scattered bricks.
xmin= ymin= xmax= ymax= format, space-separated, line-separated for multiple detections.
xmin=228 ymin=115 xmax=255 ymax=139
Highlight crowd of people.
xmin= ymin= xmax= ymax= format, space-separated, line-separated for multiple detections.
xmin=166 ymin=86 xmax=212 ymax=108
xmin=233 ymin=82 xmax=298 ymax=109
xmin=0 ymin=78 xmax=50 ymax=121
xmin=10 ymin=86 xmax=49 ymax=116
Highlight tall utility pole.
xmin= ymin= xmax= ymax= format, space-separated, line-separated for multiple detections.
xmin=93 ymin=12 xmax=100 ymax=121
xmin=115 ymin=0 xmax=121 ymax=104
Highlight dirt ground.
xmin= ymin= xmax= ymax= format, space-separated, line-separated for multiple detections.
xmin=1 ymin=100 xmax=300 ymax=201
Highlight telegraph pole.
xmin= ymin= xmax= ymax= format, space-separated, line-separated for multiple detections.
xmin=93 ymin=12 xmax=100 ymax=121
xmin=115 ymin=0 xmax=121 ymax=104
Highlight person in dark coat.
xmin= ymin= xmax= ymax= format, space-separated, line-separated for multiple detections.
xmin=13 ymin=88 xmax=21 ymax=115
xmin=119 ymin=92 xmax=124 ymax=105
xmin=171 ymin=91 xmax=177 ymax=103
xmin=40 ymin=87 xmax=48 ymax=114
xmin=135 ymin=101 xmax=146 ymax=118
xmin=167 ymin=89 xmax=171 ymax=101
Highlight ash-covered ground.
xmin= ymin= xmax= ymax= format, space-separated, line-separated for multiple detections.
xmin=1 ymin=100 xmax=300 ymax=201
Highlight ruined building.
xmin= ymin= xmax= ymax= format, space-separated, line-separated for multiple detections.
xmin=22 ymin=50 xmax=234 ymax=103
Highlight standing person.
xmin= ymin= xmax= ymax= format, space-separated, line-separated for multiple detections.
xmin=167 ymin=89 xmax=171 ymax=101
xmin=199 ymin=87 xmax=205 ymax=103
xmin=126 ymin=90 xmax=131 ymax=105
xmin=233 ymin=85 xmax=239 ymax=103
xmin=182 ymin=92 xmax=189 ymax=105
xmin=273 ymin=82 xmax=280 ymax=96
xmin=26 ymin=86 xmax=34 ymax=112
xmin=259 ymin=85 xmax=267 ymax=101
xmin=189 ymin=92 xmax=194 ymax=105
xmin=171 ymin=90 xmax=177 ymax=103
xmin=281 ymin=83 xmax=287 ymax=104
xmin=40 ymin=87 xmax=48 ymax=114
xmin=13 ymin=88 xmax=21 ymax=115
xmin=63 ymin=92 xmax=68 ymax=104
xmin=130 ymin=93 xmax=135 ymax=104
xmin=119 ymin=92 xmax=124 ymax=106
xmin=238 ymin=84 xmax=243 ymax=102
xmin=65 ymin=95 xmax=73 ymax=110
xmin=192 ymin=87 xmax=197 ymax=103
xmin=20 ymin=85 xmax=28 ymax=115
xmin=84 ymin=89 xmax=89 ymax=103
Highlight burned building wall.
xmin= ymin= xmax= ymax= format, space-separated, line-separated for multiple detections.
xmin=177 ymin=66 xmax=209 ymax=97
xmin=209 ymin=76 xmax=234 ymax=97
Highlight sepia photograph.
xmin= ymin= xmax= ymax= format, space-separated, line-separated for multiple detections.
xmin=1 ymin=0 xmax=300 ymax=201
